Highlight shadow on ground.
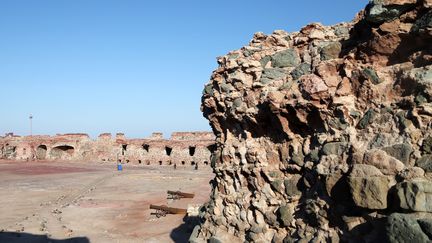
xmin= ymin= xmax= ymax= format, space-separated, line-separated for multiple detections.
xmin=0 ymin=232 xmax=90 ymax=243
xmin=170 ymin=216 xmax=199 ymax=243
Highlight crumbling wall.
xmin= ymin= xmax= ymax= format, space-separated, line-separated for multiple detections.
xmin=0 ymin=132 xmax=215 ymax=166
xmin=194 ymin=0 xmax=432 ymax=242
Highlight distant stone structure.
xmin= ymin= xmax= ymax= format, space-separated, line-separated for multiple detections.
xmin=0 ymin=132 xmax=215 ymax=166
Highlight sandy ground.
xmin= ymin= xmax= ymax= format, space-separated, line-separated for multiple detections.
xmin=0 ymin=160 xmax=214 ymax=243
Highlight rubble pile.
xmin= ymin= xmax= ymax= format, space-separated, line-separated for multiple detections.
xmin=193 ymin=0 xmax=432 ymax=242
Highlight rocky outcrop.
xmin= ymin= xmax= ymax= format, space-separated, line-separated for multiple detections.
xmin=194 ymin=0 xmax=432 ymax=242
xmin=0 ymin=132 xmax=215 ymax=166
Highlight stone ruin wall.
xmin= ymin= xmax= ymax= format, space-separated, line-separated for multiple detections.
xmin=192 ymin=0 xmax=432 ymax=242
xmin=0 ymin=132 xmax=215 ymax=166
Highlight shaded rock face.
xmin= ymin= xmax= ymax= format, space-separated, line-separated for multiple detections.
xmin=195 ymin=0 xmax=432 ymax=242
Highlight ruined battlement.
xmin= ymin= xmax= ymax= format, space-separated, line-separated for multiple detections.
xmin=0 ymin=131 xmax=215 ymax=166
xmin=171 ymin=132 xmax=214 ymax=141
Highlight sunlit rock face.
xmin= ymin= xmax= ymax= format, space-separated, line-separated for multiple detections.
xmin=194 ymin=0 xmax=432 ymax=242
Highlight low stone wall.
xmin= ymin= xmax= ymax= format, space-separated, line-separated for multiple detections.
xmin=0 ymin=132 xmax=215 ymax=166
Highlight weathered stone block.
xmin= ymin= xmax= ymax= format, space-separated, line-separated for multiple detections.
xmin=284 ymin=175 xmax=302 ymax=196
xmin=320 ymin=41 xmax=342 ymax=61
xmin=357 ymin=109 xmax=377 ymax=129
xmin=396 ymin=180 xmax=432 ymax=212
xmin=366 ymin=0 xmax=416 ymax=24
xmin=385 ymin=213 xmax=431 ymax=243
xmin=348 ymin=175 xmax=392 ymax=209
xmin=416 ymin=154 xmax=432 ymax=172
xmin=382 ymin=143 xmax=412 ymax=164
xmin=277 ymin=205 xmax=293 ymax=227
xmin=261 ymin=68 xmax=287 ymax=84
xmin=322 ymin=142 xmax=349 ymax=156
xmin=271 ymin=49 xmax=300 ymax=68
xmin=290 ymin=63 xmax=311 ymax=80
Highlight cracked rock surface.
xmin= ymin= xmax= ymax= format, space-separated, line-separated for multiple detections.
xmin=193 ymin=0 xmax=432 ymax=242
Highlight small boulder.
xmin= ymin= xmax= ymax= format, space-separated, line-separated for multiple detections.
xmin=271 ymin=49 xmax=300 ymax=68
xmin=348 ymin=175 xmax=392 ymax=209
xmin=277 ymin=205 xmax=294 ymax=227
xmin=395 ymin=179 xmax=432 ymax=212
xmin=382 ymin=143 xmax=412 ymax=165
xmin=363 ymin=149 xmax=405 ymax=175
xmin=415 ymin=154 xmax=432 ymax=172
xmin=385 ymin=213 xmax=430 ymax=243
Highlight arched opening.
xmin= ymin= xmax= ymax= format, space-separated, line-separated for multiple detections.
xmin=159 ymin=161 xmax=162 ymax=165
xmin=138 ymin=160 xmax=142 ymax=164
xmin=122 ymin=144 xmax=128 ymax=156
xmin=189 ymin=146 xmax=196 ymax=156
xmin=126 ymin=159 xmax=130 ymax=163
xmin=142 ymin=144 xmax=149 ymax=152
xmin=36 ymin=144 xmax=47 ymax=159
xmin=191 ymin=161 xmax=196 ymax=166
xmin=3 ymin=144 xmax=17 ymax=159
xmin=50 ymin=145 xmax=74 ymax=160
xmin=204 ymin=161 xmax=209 ymax=165
xmin=165 ymin=146 xmax=172 ymax=156
xmin=168 ymin=160 xmax=172 ymax=165
xmin=181 ymin=161 xmax=185 ymax=165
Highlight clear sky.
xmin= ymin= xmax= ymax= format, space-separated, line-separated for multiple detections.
xmin=0 ymin=0 xmax=368 ymax=138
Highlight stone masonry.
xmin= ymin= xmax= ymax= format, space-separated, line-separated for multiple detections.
xmin=0 ymin=132 xmax=215 ymax=166
xmin=192 ymin=0 xmax=432 ymax=242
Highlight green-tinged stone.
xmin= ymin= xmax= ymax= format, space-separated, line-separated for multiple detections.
xmin=220 ymin=83 xmax=234 ymax=92
xmin=277 ymin=205 xmax=293 ymax=227
xmin=261 ymin=68 xmax=287 ymax=84
xmin=358 ymin=109 xmax=377 ymax=129
xmin=422 ymin=137 xmax=432 ymax=154
xmin=203 ymin=83 xmax=214 ymax=96
xmin=322 ymin=142 xmax=349 ymax=156
xmin=227 ymin=53 xmax=239 ymax=60
xmin=366 ymin=1 xmax=415 ymax=24
xmin=363 ymin=68 xmax=382 ymax=84
xmin=260 ymin=56 xmax=271 ymax=67
xmin=271 ymin=179 xmax=284 ymax=194
xmin=320 ymin=41 xmax=342 ymax=61
xmin=290 ymin=63 xmax=311 ymax=80
xmin=271 ymin=49 xmax=300 ymax=68
xmin=385 ymin=213 xmax=430 ymax=243
xmin=284 ymin=175 xmax=301 ymax=196
xmin=416 ymin=154 xmax=432 ymax=172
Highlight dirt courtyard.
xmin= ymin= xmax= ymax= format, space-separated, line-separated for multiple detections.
xmin=0 ymin=160 xmax=214 ymax=243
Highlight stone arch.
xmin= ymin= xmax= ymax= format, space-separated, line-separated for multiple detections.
xmin=36 ymin=145 xmax=48 ymax=160
xmin=165 ymin=146 xmax=172 ymax=156
xmin=189 ymin=146 xmax=196 ymax=156
xmin=50 ymin=145 xmax=75 ymax=160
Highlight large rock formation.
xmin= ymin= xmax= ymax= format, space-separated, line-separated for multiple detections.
xmin=194 ymin=0 xmax=432 ymax=242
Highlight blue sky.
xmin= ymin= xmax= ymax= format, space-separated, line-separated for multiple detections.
xmin=0 ymin=0 xmax=367 ymax=138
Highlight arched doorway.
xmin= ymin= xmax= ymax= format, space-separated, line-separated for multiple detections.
xmin=36 ymin=145 xmax=47 ymax=160
xmin=50 ymin=145 xmax=75 ymax=160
